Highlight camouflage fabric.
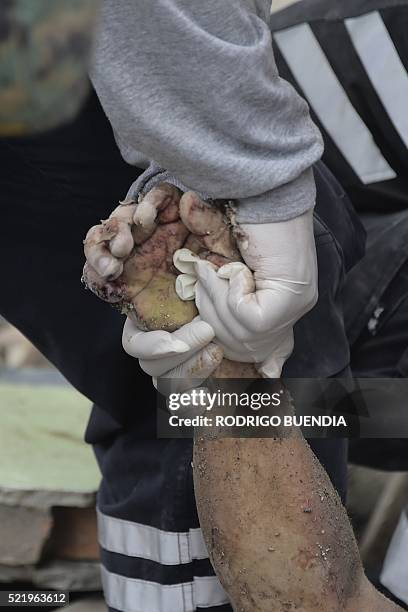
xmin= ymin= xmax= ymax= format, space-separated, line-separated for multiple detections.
xmin=0 ymin=0 xmax=99 ymax=135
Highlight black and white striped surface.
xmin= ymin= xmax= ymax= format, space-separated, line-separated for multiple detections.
xmin=98 ymin=513 xmax=229 ymax=611
xmin=271 ymin=0 xmax=408 ymax=212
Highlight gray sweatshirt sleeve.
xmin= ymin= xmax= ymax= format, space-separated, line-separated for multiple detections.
xmin=90 ymin=0 xmax=324 ymax=223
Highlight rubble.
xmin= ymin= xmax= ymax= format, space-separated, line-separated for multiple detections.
xmin=0 ymin=364 xmax=101 ymax=590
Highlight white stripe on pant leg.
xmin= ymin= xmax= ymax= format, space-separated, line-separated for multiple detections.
xmin=101 ymin=567 xmax=229 ymax=612
xmin=190 ymin=528 xmax=210 ymax=562
xmin=380 ymin=510 xmax=408 ymax=605
xmin=274 ymin=24 xmax=397 ymax=184
xmin=345 ymin=11 xmax=408 ymax=149
xmin=194 ymin=576 xmax=229 ymax=609
xmin=97 ymin=511 xmax=210 ymax=565
xmin=101 ymin=566 xmax=194 ymax=612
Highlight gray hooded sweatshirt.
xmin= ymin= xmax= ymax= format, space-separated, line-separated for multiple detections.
xmin=90 ymin=0 xmax=323 ymax=223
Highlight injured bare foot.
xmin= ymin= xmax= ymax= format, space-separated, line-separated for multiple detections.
xmin=83 ymin=183 xmax=240 ymax=332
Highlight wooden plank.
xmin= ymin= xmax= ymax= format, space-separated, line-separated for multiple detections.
xmin=48 ymin=507 xmax=99 ymax=561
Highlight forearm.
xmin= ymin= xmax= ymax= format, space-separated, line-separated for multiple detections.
xmin=90 ymin=0 xmax=323 ymax=222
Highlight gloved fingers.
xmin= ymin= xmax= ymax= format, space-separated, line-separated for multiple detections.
xmin=123 ymin=316 xmax=215 ymax=361
xmin=194 ymin=258 xmax=219 ymax=285
xmin=218 ymin=262 xmax=256 ymax=305
xmin=219 ymin=262 xmax=282 ymax=334
xmin=173 ymin=248 xmax=200 ymax=275
xmin=221 ymin=263 xmax=264 ymax=332
xmin=197 ymin=260 xmax=273 ymax=345
xmin=175 ymin=273 xmax=197 ymax=301
xmin=194 ymin=260 xmax=249 ymax=339
xmin=217 ymin=262 xmax=280 ymax=341
xmin=195 ymin=284 xmax=253 ymax=362
xmin=134 ymin=322 xmax=218 ymax=378
xmin=157 ymin=342 xmax=224 ymax=393
xmin=174 ymin=255 xmax=258 ymax=333
xmin=258 ymin=351 xmax=291 ymax=379
xmin=257 ymin=332 xmax=295 ymax=379
xmin=223 ymin=266 xmax=299 ymax=334
xmin=123 ymin=318 xmax=189 ymax=359
xmin=171 ymin=317 xmax=216 ymax=353
xmin=173 ymin=248 xmax=200 ymax=301
xmin=133 ymin=183 xmax=180 ymax=228
xmin=139 ymin=344 xmax=210 ymax=378
xmin=217 ymin=262 xmax=252 ymax=282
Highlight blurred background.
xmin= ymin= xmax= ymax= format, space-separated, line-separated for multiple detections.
xmin=0 ymin=318 xmax=103 ymax=611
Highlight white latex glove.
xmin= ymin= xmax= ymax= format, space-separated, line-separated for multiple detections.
xmin=174 ymin=208 xmax=318 ymax=378
xmin=122 ymin=316 xmax=223 ymax=392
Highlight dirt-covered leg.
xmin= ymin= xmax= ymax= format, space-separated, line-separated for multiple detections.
xmin=193 ymin=417 xmax=402 ymax=611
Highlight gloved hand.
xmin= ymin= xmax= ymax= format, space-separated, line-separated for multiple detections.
xmin=174 ymin=208 xmax=318 ymax=378
xmin=122 ymin=316 xmax=223 ymax=391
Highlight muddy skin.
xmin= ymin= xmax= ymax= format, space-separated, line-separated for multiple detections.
xmin=194 ymin=432 xmax=356 ymax=612
xmin=83 ymin=186 xmax=402 ymax=612
xmin=193 ymin=410 xmax=402 ymax=612
xmin=83 ymin=190 xmax=240 ymax=333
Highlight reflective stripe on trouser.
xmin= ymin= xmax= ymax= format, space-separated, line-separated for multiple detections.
xmin=98 ymin=511 xmax=209 ymax=565
xmin=97 ymin=510 xmax=230 ymax=612
xmin=101 ymin=566 xmax=229 ymax=612
xmin=93 ymin=438 xmax=231 ymax=612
